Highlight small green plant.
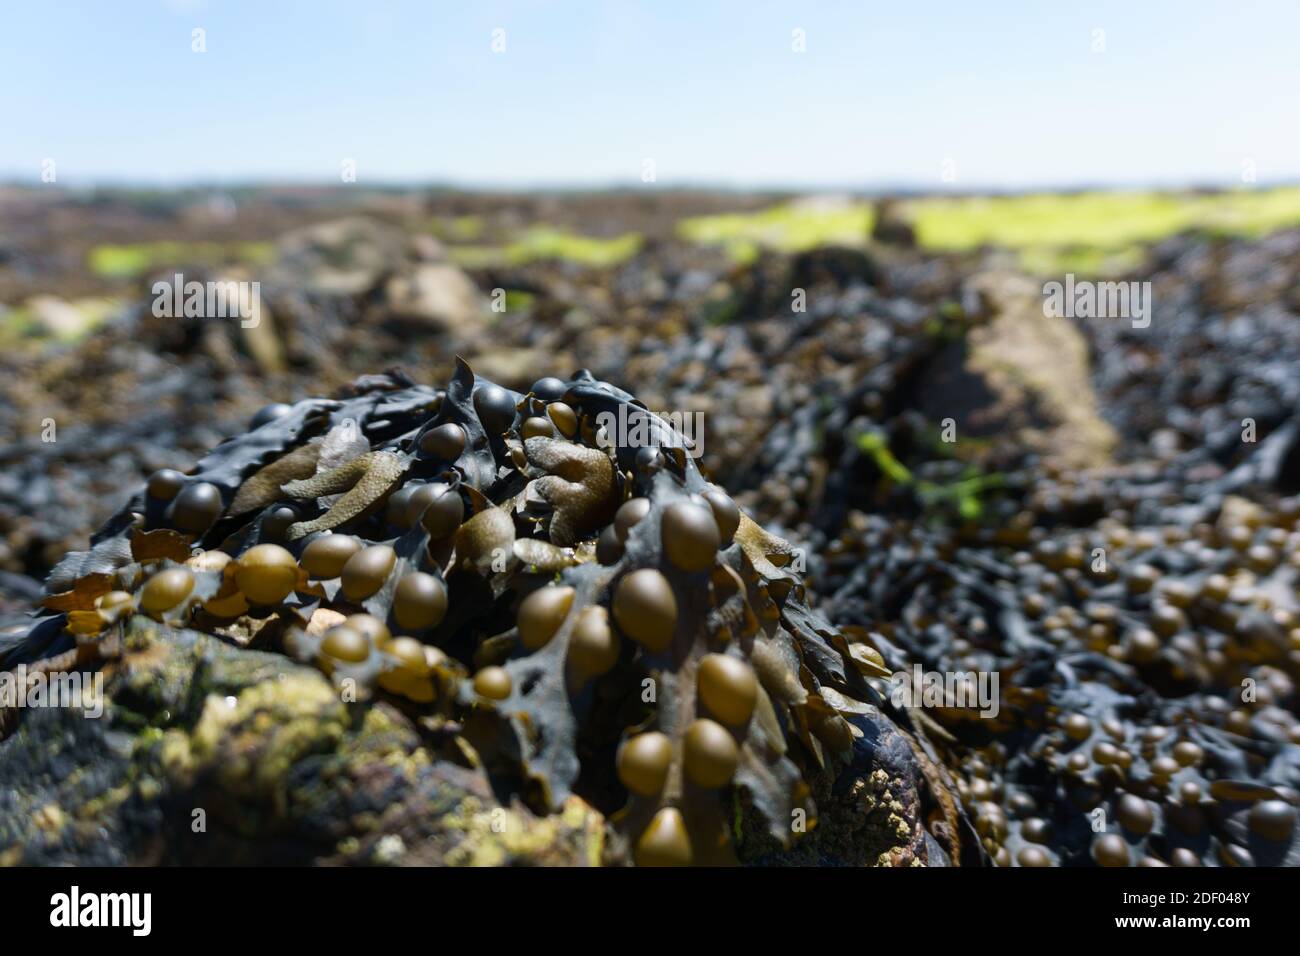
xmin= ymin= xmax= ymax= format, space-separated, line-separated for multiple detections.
xmin=855 ymin=431 xmax=1005 ymax=524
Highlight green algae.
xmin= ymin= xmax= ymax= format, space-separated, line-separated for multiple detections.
xmin=679 ymin=200 xmax=875 ymax=263
xmin=677 ymin=188 xmax=1300 ymax=275
xmin=855 ymin=431 xmax=1007 ymax=524
xmin=428 ymin=215 xmax=485 ymax=242
xmin=448 ymin=226 xmax=642 ymax=269
xmin=908 ymin=187 xmax=1300 ymax=274
xmin=88 ymin=240 xmax=276 ymax=278
xmin=0 ymin=297 xmax=122 ymax=348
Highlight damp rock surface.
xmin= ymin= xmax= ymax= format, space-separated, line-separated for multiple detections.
xmin=0 ymin=618 xmax=602 ymax=866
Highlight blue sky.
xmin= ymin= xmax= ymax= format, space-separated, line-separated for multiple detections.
xmin=2 ymin=0 xmax=1298 ymax=189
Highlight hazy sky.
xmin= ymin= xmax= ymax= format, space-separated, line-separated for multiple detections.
xmin=3 ymin=0 xmax=1298 ymax=189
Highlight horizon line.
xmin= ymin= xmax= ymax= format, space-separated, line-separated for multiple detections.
xmin=3 ymin=177 xmax=1297 ymax=199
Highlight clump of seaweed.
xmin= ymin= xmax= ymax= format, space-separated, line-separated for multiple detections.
xmin=822 ymin=496 xmax=1300 ymax=867
xmin=5 ymin=360 xmax=902 ymax=865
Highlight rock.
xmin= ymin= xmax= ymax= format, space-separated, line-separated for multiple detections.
xmin=789 ymin=245 xmax=879 ymax=291
xmin=726 ymin=244 xmax=879 ymax=320
xmin=916 ymin=271 xmax=1118 ymax=471
xmin=382 ymin=262 xmax=486 ymax=329
xmin=269 ymin=217 xmax=406 ymax=295
xmin=0 ymin=618 xmax=602 ymax=866
xmin=24 ymin=295 xmax=118 ymax=340
xmin=871 ymin=199 xmax=917 ymax=248
xmin=409 ymin=234 xmax=448 ymax=263
xmin=0 ymin=570 xmax=41 ymax=602
xmin=739 ymin=707 xmax=965 ymax=867
xmin=469 ymin=347 xmax=557 ymax=390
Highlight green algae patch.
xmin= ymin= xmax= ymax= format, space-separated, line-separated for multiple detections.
xmin=1192 ymin=185 xmax=1300 ymax=236
xmin=679 ymin=199 xmax=874 ymax=262
xmin=0 ymin=305 xmax=39 ymax=344
xmin=428 ymin=214 xmax=485 ymax=242
xmin=855 ymin=430 xmax=1006 ymax=525
xmin=188 ymin=673 xmax=348 ymax=804
xmin=448 ymin=227 xmax=642 ymax=269
xmin=678 ymin=188 xmax=1300 ymax=274
xmin=908 ymin=192 xmax=1194 ymax=253
xmin=1015 ymin=243 xmax=1146 ymax=277
xmin=905 ymin=187 xmax=1300 ymax=275
xmin=88 ymin=240 xmax=276 ymax=279
xmin=441 ymin=795 xmax=605 ymax=867
xmin=0 ymin=297 xmax=122 ymax=349
xmin=502 ymin=289 xmax=537 ymax=312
